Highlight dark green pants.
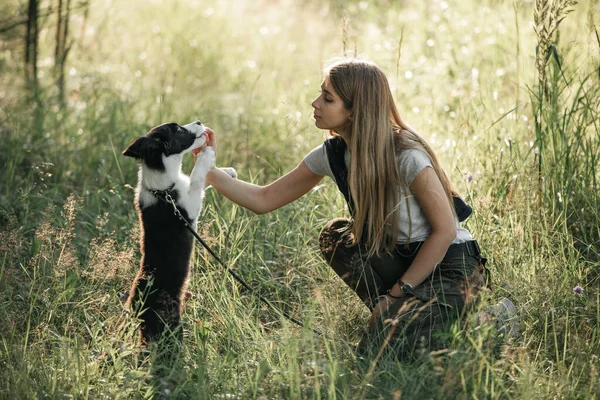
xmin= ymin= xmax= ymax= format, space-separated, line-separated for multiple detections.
xmin=319 ymin=218 xmax=488 ymax=360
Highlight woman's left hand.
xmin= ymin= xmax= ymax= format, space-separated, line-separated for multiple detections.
xmin=369 ymin=295 xmax=398 ymax=326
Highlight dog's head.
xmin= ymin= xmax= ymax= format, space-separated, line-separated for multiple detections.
xmin=123 ymin=121 xmax=207 ymax=170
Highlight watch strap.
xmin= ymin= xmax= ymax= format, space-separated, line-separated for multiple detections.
xmin=386 ymin=291 xmax=405 ymax=299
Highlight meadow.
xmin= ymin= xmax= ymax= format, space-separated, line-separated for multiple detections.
xmin=0 ymin=0 xmax=599 ymax=398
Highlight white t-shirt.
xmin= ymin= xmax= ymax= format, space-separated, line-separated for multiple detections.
xmin=303 ymin=143 xmax=473 ymax=244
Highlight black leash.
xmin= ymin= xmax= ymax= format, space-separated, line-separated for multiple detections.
xmin=151 ymin=188 xmax=322 ymax=336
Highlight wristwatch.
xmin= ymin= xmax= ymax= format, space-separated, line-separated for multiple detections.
xmin=398 ymin=280 xmax=413 ymax=295
xmin=387 ymin=280 xmax=413 ymax=299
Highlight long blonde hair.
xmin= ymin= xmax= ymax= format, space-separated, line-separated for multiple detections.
xmin=325 ymin=58 xmax=457 ymax=256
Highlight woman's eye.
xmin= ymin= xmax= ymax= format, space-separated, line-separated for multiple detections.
xmin=318 ymin=89 xmax=333 ymax=103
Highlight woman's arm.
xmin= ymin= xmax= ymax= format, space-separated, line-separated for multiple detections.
xmin=206 ymin=160 xmax=324 ymax=214
xmin=371 ymin=166 xmax=456 ymax=323
xmin=389 ymin=166 xmax=457 ymax=294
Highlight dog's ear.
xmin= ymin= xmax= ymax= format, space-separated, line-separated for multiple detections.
xmin=123 ymin=136 xmax=163 ymax=159
xmin=123 ymin=136 xmax=165 ymax=170
xmin=123 ymin=136 xmax=146 ymax=159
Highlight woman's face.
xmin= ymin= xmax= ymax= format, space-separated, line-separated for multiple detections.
xmin=311 ymin=76 xmax=352 ymax=135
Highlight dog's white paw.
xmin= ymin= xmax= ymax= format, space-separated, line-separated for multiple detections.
xmin=220 ymin=167 xmax=237 ymax=179
xmin=196 ymin=147 xmax=216 ymax=174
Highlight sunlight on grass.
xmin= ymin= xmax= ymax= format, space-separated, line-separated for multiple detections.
xmin=0 ymin=0 xmax=599 ymax=398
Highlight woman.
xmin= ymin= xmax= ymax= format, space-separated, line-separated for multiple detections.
xmin=200 ymin=57 xmax=498 ymax=359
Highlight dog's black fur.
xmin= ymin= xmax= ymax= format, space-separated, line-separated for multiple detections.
xmin=127 ymin=192 xmax=193 ymax=343
xmin=123 ymin=121 xmax=213 ymax=345
xmin=123 ymin=122 xmax=197 ymax=171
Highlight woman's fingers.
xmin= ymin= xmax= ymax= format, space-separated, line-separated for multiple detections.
xmin=192 ymin=128 xmax=216 ymax=157
xmin=205 ymin=127 xmax=216 ymax=148
xmin=369 ymin=304 xmax=382 ymax=326
xmin=368 ymin=296 xmax=398 ymax=326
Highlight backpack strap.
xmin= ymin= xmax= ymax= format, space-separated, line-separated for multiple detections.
xmin=323 ymin=136 xmax=354 ymax=213
xmin=453 ymin=195 xmax=473 ymax=222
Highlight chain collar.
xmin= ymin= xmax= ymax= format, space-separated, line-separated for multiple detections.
xmin=147 ymin=183 xmax=175 ymax=200
xmin=147 ymin=184 xmax=189 ymax=224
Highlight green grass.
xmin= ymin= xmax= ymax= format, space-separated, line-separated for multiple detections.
xmin=1 ymin=0 xmax=599 ymax=398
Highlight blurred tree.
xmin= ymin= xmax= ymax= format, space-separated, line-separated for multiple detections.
xmin=1 ymin=0 xmax=90 ymax=108
xmin=55 ymin=0 xmax=73 ymax=107
xmin=24 ymin=0 xmax=39 ymax=93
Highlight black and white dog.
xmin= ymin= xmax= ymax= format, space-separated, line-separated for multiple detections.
xmin=122 ymin=121 xmax=234 ymax=345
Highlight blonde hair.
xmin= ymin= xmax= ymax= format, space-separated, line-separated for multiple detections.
xmin=325 ymin=57 xmax=457 ymax=256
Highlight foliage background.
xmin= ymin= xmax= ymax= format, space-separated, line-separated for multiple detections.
xmin=0 ymin=0 xmax=599 ymax=398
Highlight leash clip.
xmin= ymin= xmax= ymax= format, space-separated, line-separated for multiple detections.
xmin=164 ymin=192 xmax=182 ymax=218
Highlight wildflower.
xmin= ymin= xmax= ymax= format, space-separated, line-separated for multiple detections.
xmin=466 ymin=171 xmax=473 ymax=183
xmin=573 ymin=285 xmax=584 ymax=295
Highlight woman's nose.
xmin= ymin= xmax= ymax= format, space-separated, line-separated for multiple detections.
xmin=311 ymin=98 xmax=318 ymax=109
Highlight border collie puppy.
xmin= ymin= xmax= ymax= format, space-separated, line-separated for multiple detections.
xmin=122 ymin=121 xmax=223 ymax=344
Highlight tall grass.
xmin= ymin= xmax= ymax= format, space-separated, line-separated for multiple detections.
xmin=1 ymin=0 xmax=599 ymax=398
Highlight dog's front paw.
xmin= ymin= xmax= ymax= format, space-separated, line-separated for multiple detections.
xmin=220 ymin=167 xmax=237 ymax=179
xmin=196 ymin=147 xmax=216 ymax=173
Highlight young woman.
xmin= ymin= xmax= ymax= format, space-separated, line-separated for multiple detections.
xmin=200 ymin=58 xmax=495 ymax=359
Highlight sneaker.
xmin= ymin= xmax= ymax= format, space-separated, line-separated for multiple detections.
xmin=489 ymin=297 xmax=521 ymax=340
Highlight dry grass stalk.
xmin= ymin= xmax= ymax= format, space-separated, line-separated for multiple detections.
xmin=533 ymin=0 xmax=577 ymax=93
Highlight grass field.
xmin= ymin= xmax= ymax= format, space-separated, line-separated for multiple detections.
xmin=1 ymin=0 xmax=599 ymax=398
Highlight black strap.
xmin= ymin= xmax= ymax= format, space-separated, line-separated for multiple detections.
xmin=323 ymin=136 xmax=355 ymax=213
xmin=453 ymin=196 xmax=473 ymax=223
xmin=445 ymin=240 xmax=482 ymax=259
xmin=323 ymin=136 xmax=472 ymax=222
xmin=395 ymin=240 xmax=486 ymax=267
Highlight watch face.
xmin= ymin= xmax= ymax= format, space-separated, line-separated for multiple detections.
xmin=401 ymin=284 xmax=411 ymax=294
